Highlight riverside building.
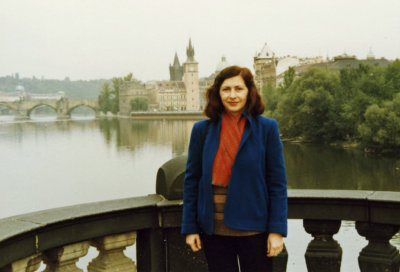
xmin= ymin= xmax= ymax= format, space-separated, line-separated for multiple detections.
xmin=119 ymin=39 xmax=202 ymax=115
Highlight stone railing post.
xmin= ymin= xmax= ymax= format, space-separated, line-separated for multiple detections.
xmin=303 ymin=219 xmax=342 ymax=272
xmin=43 ymin=241 xmax=89 ymax=272
xmin=1 ymin=254 xmax=42 ymax=272
xmin=356 ymin=222 xmax=400 ymax=272
xmin=88 ymin=231 xmax=137 ymax=272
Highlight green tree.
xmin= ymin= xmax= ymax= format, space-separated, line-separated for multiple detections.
xmin=111 ymin=77 xmax=123 ymax=114
xmin=262 ymin=82 xmax=279 ymax=116
xmin=259 ymin=60 xmax=400 ymax=154
xmin=282 ymin=66 xmax=296 ymax=90
xmin=385 ymin=59 xmax=400 ymax=94
xmin=98 ymin=73 xmax=134 ymax=114
xmin=98 ymin=82 xmax=112 ymax=113
xmin=274 ymin=68 xmax=343 ymax=141
xmin=358 ymin=93 xmax=400 ymax=152
xmin=130 ymin=97 xmax=148 ymax=111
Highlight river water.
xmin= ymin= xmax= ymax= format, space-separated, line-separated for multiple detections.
xmin=0 ymin=115 xmax=399 ymax=271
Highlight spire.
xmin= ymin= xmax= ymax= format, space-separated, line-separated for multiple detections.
xmin=367 ymin=47 xmax=375 ymax=60
xmin=256 ymin=42 xmax=274 ymax=58
xmin=169 ymin=52 xmax=184 ymax=81
xmin=173 ymin=52 xmax=180 ymax=67
xmin=186 ymin=38 xmax=195 ymax=62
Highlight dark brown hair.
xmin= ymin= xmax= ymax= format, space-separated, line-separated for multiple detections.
xmin=203 ymin=65 xmax=265 ymax=120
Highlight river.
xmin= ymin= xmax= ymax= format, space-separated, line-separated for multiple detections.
xmin=0 ymin=114 xmax=399 ymax=271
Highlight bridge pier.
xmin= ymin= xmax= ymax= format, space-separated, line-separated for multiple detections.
xmin=14 ymin=109 xmax=29 ymax=120
xmin=57 ymin=114 xmax=71 ymax=120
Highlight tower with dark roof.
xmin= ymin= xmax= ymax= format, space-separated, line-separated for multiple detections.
xmin=183 ymin=38 xmax=200 ymax=110
xmin=186 ymin=38 xmax=195 ymax=62
xmin=169 ymin=52 xmax=184 ymax=81
xmin=253 ymin=42 xmax=277 ymax=89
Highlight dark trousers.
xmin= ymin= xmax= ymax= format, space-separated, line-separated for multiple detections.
xmin=201 ymin=232 xmax=273 ymax=272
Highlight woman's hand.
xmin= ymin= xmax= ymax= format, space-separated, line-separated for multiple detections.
xmin=186 ymin=234 xmax=202 ymax=252
xmin=267 ymin=233 xmax=284 ymax=257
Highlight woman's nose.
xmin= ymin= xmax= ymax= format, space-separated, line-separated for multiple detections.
xmin=228 ymin=89 xmax=237 ymax=98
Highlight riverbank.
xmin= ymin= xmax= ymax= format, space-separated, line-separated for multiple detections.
xmin=282 ymin=136 xmax=400 ymax=158
xmin=129 ymin=111 xmax=205 ymax=120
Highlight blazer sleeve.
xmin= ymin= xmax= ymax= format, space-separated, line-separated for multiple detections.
xmin=181 ymin=122 xmax=203 ymax=235
xmin=265 ymin=119 xmax=288 ymax=237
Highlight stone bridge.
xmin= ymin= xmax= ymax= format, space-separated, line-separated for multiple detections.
xmin=0 ymin=93 xmax=100 ymax=120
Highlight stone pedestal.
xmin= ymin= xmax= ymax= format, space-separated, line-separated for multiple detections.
xmin=303 ymin=219 xmax=342 ymax=272
xmin=88 ymin=232 xmax=137 ymax=272
xmin=43 ymin=241 xmax=89 ymax=272
xmin=356 ymin=222 xmax=400 ymax=272
xmin=1 ymin=254 xmax=42 ymax=272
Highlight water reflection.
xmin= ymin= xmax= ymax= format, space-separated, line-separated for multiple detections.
xmin=99 ymin=119 xmax=193 ymax=156
xmin=284 ymin=143 xmax=400 ymax=191
xmin=97 ymin=120 xmax=400 ymax=191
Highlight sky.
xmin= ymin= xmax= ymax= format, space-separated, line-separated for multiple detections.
xmin=1 ymin=0 xmax=399 ymax=81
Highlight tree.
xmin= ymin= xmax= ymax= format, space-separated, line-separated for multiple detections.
xmin=385 ymin=59 xmax=400 ymax=94
xmin=97 ymin=73 xmax=135 ymax=114
xmin=282 ymin=66 xmax=296 ymax=90
xmin=130 ymin=97 xmax=148 ymax=111
xmin=258 ymin=61 xmax=400 ymax=153
xmin=98 ymin=82 xmax=112 ymax=113
xmin=274 ymin=68 xmax=342 ymax=141
xmin=262 ymin=82 xmax=279 ymax=116
xmin=358 ymin=93 xmax=400 ymax=152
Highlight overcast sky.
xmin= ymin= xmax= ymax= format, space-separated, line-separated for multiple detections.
xmin=1 ymin=0 xmax=399 ymax=81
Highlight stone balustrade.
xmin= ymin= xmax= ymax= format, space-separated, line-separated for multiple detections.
xmin=0 ymin=190 xmax=399 ymax=272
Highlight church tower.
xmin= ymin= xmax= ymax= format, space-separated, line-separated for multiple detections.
xmin=253 ymin=43 xmax=277 ymax=89
xmin=183 ymin=38 xmax=200 ymax=111
xmin=169 ymin=52 xmax=183 ymax=81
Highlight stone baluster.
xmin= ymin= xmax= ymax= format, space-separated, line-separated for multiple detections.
xmin=356 ymin=222 xmax=400 ymax=272
xmin=1 ymin=254 xmax=42 ymax=272
xmin=43 ymin=241 xmax=90 ymax=272
xmin=303 ymin=219 xmax=342 ymax=272
xmin=88 ymin=231 xmax=137 ymax=272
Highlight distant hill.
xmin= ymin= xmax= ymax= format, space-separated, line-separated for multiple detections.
xmin=0 ymin=75 xmax=108 ymax=100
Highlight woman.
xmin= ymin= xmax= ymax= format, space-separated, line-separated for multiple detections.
xmin=181 ymin=66 xmax=287 ymax=272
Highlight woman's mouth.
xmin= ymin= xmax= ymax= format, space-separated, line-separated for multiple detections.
xmin=228 ymin=102 xmax=239 ymax=106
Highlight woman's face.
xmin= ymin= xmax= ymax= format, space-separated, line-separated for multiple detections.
xmin=219 ymin=75 xmax=249 ymax=116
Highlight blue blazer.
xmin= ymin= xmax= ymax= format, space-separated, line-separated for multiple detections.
xmin=181 ymin=111 xmax=288 ymax=236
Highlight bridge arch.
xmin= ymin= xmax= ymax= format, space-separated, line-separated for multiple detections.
xmin=0 ymin=103 xmax=18 ymax=114
xmin=67 ymin=104 xmax=97 ymax=116
xmin=27 ymin=104 xmax=58 ymax=117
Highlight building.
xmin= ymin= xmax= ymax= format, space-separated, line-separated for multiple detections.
xmin=275 ymin=55 xmax=325 ymax=86
xmin=169 ymin=53 xmax=184 ymax=81
xmin=198 ymin=56 xmax=231 ymax=109
xmin=183 ymin=39 xmax=200 ymax=111
xmin=119 ymin=81 xmax=158 ymax=114
xmin=293 ymin=52 xmax=391 ymax=77
xmin=156 ymin=39 xmax=201 ymax=112
xmin=253 ymin=43 xmax=277 ymax=89
xmin=157 ymin=81 xmax=186 ymax=111
xmin=120 ymin=39 xmax=231 ymax=114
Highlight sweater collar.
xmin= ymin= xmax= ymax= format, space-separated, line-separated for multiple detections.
xmin=217 ymin=108 xmax=255 ymax=131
